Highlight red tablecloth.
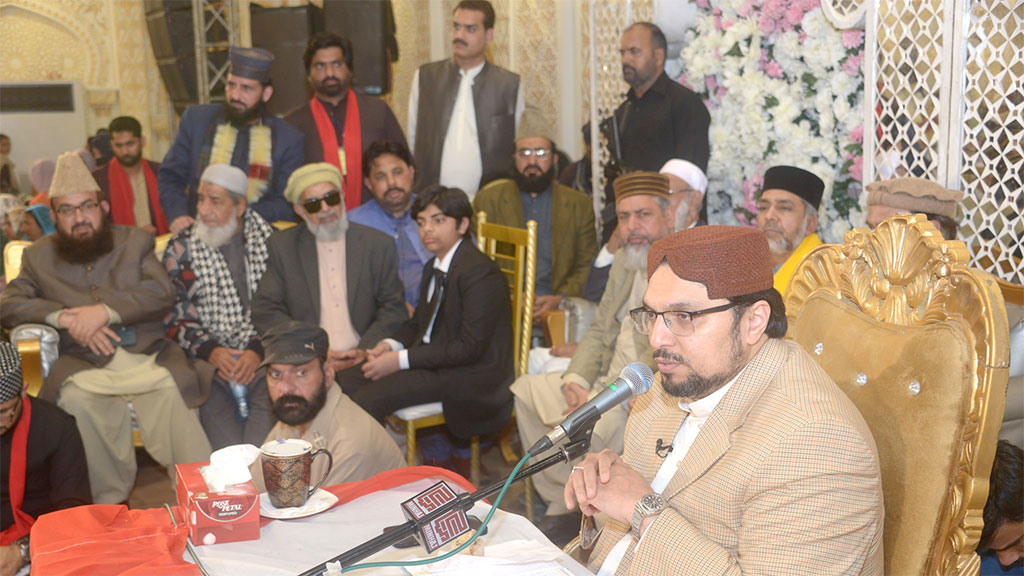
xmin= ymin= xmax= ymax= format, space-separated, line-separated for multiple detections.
xmin=31 ymin=466 xmax=476 ymax=576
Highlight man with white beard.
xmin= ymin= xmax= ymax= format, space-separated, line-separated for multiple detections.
xmin=163 ymin=164 xmax=277 ymax=449
xmin=755 ymin=165 xmax=824 ymax=296
xmin=511 ymin=171 xmax=673 ymax=545
xmin=251 ymin=163 xmax=406 ymax=376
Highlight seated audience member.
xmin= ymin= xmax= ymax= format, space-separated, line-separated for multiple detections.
xmin=349 ymin=141 xmax=432 ymax=311
xmin=474 ymin=108 xmax=598 ymax=321
xmin=28 ymin=159 xmax=55 ymax=206
xmin=0 ymin=340 xmax=91 ymax=575
xmin=979 ymin=440 xmax=1023 ymax=573
xmin=92 ymin=116 xmax=169 ymax=235
xmin=0 ymin=193 xmax=19 ymax=285
xmin=570 ymin=226 xmax=883 ymax=573
xmin=0 ymin=134 xmax=17 ymax=197
xmin=249 ymin=321 xmax=404 ymax=492
xmin=336 ymin=186 xmax=514 ymax=473
xmin=756 ymin=165 xmax=824 ymax=296
xmin=163 ymin=164 xmax=276 ymax=450
xmin=864 ymin=176 xmax=964 ymax=240
xmin=252 ymin=163 xmax=407 ymax=372
xmin=512 ymin=172 xmax=672 ymax=543
xmin=584 ymin=160 xmax=707 ymax=302
xmin=0 ymin=152 xmax=211 ymax=504
xmin=3 ymin=207 xmax=25 ymax=242
xmin=19 ymin=205 xmax=54 ymax=242
xmin=285 ymin=32 xmax=408 ymax=209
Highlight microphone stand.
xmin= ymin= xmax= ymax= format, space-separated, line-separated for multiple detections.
xmin=298 ymin=437 xmax=592 ymax=576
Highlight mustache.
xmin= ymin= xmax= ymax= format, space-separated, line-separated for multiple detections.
xmin=453 ymin=39 xmax=468 ymax=47
xmin=762 ymin=223 xmax=784 ymax=234
xmin=386 ymin=186 xmax=406 ymax=195
xmin=622 ymin=65 xmax=637 ymax=74
xmin=653 ymin=349 xmax=686 ymax=364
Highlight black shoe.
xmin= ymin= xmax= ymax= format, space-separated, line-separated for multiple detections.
xmin=537 ymin=510 xmax=582 ymax=548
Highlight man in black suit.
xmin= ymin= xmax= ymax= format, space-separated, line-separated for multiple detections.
xmin=336 ymin=185 xmax=514 ymax=471
xmin=251 ymin=162 xmax=407 ymax=373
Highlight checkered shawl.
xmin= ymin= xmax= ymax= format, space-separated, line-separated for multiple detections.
xmin=588 ymin=338 xmax=884 ymax=575
xmin=163 ymin=209 xmax=272 ymax=354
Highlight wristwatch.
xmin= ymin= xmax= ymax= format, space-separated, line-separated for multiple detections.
xmin=16 ymin=536 xmax=30 ymax=564
xmin=630 ymin=492 xmax=665 ymax=538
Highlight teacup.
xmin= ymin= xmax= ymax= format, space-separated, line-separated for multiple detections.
xmin=260 ymin=438 xmax=333 ymax=508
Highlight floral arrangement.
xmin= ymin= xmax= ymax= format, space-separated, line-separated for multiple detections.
xmin=672 ymin=0 xmax=865 ymax=241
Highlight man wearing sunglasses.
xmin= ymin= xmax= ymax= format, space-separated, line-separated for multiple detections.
xmin=252 ymin=163 xmax=406 ymax=375
xmin=474 ymin=108 xmax=598 ymax=323
xmin=567 ymin=226 xmax=883 ymax=574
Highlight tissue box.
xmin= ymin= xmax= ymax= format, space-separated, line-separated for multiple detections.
xmin=175 ymin=462 xmax=260 ymax=546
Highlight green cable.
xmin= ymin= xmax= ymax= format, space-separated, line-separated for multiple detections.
xmin=340 ymin=452 xmax=531 ymax=573
xmin=163 ymin=503 xmax=212 ymax=576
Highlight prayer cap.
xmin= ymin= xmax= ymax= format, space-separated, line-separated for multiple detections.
xmin=659 ymin=159 xmax=708 ymax=194
xmin=49 ymin=151 xmax=101 ymax=199
xmin=200 ymin=164 xmax=248 ymax=198
xmin=763 ymin=165 xmax=824 ymax=209
xmin=647 ymin=225 xmax=774 ymax=299
xmin=284 ymin=163 xmax=342 ymax=205
xmin=260 ymin=321 xmax=329 ymax=368
xmin=613 ymin=171 xmax=670 ymax=203
xmin=0 ymin=341 xmax=22 ymax=403
xmin=865 ymin=177 xmax=963 ymax=219
xmin=229 ymin=47 xmax=274 ymax=83
xmin=515 ymin=106 xmax=556 ymax=146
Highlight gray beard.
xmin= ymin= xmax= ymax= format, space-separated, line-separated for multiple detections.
xmin=673 ymin=201 xmax=691 ymax=233
xmin=196 ymin=216 xmax=240 ymax=250
xmin=622 ymin=242 xmax=651 ymax=271
xmin=304 ymin=211 xmax=349 ymax=242
xmin=766 ymin=214 xmax=809 ymax=256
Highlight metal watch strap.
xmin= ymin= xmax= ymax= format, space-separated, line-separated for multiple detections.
xmin=630 ymin=492 xmax=665 ymax=539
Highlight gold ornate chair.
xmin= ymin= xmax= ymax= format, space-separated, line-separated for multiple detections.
xmin=785 ymin=214 xmax=1010 ymax=576
xmin=389 ymin=214 xmax=537 ymax=490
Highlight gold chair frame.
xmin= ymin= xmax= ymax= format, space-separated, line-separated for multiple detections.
xmin=785 ymin=214 xmax=1010 ymax=576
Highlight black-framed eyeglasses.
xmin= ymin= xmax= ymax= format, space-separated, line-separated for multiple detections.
xmin=629 ymin=303 xmax=737 ymax=336
xmin=54 ymin=200 xmax=100 ymax=217
xmin=301 ymin=190 xmax=342 ymax=214
xmin=515 ymin=147 xmax=551 ymax=159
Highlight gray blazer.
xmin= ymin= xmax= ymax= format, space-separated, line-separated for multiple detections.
xmin=251 ymin=222 xmax=407 ymax=349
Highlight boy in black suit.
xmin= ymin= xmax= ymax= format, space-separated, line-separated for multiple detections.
xmin=336 ymin=185 xmax=514 ymax=473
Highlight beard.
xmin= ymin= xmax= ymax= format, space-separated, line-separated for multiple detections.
xmin=195 ymin=215 xmax=240 ymax=250
xmin=512 ymin=164 xmax=556 ymax=195
xmin=377 ymin=186 xmax=413 ymax=215
xmin=764 ymin=214 xmax=809 ymax=256
xmin=272 ymin=384 xmax=328 ymax=426
xmin=314 ymin=77 xmax=348 ymax=99
xmin=224 ymin=99 xmax=265 ymax=126
xmin=302 ymin=209 xmax=348 ymax=242
xmin=55 ymin=216 xmax=114 ymax=264
xmin=621 ymin=238 xmax=652 ymax=271
xmin=673 ymin=201 xmax=691 ymax=232
xmin=656 ymin=316 xmax=746 ymax=400
xmin=116 ymin=152 xmax=141 ymax=168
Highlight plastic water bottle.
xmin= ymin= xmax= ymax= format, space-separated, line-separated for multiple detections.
xmin=229 ymin=354 xmax=249 ymax=421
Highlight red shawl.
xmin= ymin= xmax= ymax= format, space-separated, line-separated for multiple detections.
xmin=1 ymin=396 xmax=33 ymax=545
xmin=107 ymin=158 xmax=168 ymax=234
xmin=310 ymin=92 xmax=363 ymax=210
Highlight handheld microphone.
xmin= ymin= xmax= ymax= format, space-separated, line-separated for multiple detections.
xmin=527 ymin=362 xmax=654 ymax=456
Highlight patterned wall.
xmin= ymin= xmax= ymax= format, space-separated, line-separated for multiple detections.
xmin=867 ymin=0 xmax=1022 ymax=283
xmin=0 ymin=0 xmax=174 ymax=158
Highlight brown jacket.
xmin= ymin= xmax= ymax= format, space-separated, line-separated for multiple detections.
xmin=588 ymin=338 xmax=884 ymax=575
xmin=0 ymin=226 xmax=205 ymax=407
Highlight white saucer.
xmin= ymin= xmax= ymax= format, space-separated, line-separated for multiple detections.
xmin=260 ymin=488 xmax=339 ymax=519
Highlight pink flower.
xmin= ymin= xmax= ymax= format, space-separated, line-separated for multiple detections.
xmin=676 ymin=73 xmax=695 ymax=91
xmin=842 ymin=29 xmax=865 ymax=50
xmin=784 ymin=4 xmax=806 ymax=27
xmin=850 ymin=125 xmax=864 ymax=144
xmin=695 ymin=0 xmax=710 ymax=9
xmin=714 ymin=13 xmax=723 ymax=31
xmin=849 ymin=155 xmax=864 ymax=182
xmin=765 ymin=60 xmax=784 ymax=78
xmin=843 ymin=51 xmax=864 ymax=77
xmin=722 ymin=19 xmax=736 ymax=30
xmin=738 ymin=0 xmax=757 ymax=17
xmin=706 ymin=75 xmax=719 ymax=92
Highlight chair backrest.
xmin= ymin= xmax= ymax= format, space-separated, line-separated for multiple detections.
xmin=476 ymin=211 xmax=537 ymax=378
xmin=784 ymin=214 xmax=1010 ymax=576
xmin=3 ymin=239 xmax=30 ymax=281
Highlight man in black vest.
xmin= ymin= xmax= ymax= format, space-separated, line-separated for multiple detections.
xmin=407 ymin=0 xmax=523 ymax=201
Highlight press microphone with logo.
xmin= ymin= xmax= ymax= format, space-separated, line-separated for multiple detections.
xmin=527 ymin=362 xmax=654 ymax=456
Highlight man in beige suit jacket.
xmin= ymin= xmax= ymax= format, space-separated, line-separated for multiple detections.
xmin=567 ymin=226 xmax=883 ymax=575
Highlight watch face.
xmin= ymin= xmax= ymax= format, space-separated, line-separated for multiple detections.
xmin=641 ymin=493 xmax=664 ymax=511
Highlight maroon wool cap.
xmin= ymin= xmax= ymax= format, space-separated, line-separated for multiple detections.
xmin=647 ymin=226 xmax=774 ymax=299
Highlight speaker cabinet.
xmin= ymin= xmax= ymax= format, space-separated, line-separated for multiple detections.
xmin=322 ymin=0 xmax=396 ymax=96
xmin=250 ymin=4 xmax=324 ymax=115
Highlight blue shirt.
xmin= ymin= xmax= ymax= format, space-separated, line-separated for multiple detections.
xmin=520 ymin=186 xmax=554 ymax=296
xmin=349 ymin=198 xmax=432 ymax=307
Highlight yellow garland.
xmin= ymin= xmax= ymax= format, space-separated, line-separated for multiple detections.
xmin=209 ymin=123 xmax=273 ymax=203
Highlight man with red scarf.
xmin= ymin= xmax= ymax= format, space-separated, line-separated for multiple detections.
xmin=0 ymin=340 xmax=91 ymax=575
xmin=285 ymin=32 xmax=407 ymax=211
xmin=92 ymin=116 xmax=168 ymax=235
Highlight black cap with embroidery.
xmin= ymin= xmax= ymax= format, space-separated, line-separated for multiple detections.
xmin=259 ymin=321 xmax=329 ymax=368
xmin=0 ymin=341 xmax=23 ymax=403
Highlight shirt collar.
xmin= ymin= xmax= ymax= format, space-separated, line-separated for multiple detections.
xmin=459 ymin=61 xmax=486 ymax=81
xmin=434 ymin=237 xmax=464 ymax=273
xmin=628 ymin=71 xmax=670 ymax=101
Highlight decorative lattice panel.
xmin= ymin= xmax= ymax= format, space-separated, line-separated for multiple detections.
xmin=822 ymin=0 xmax=868 ymax=29
xmin=514 ymin=0 xmax=560 ymax=142
xmin=389 ymin=0 xmax=432 ymax=135
xmin=868 ymin=0 xmax=947 ymax=182
xmin=956 ymin=0 xmax=1023 ymax=283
